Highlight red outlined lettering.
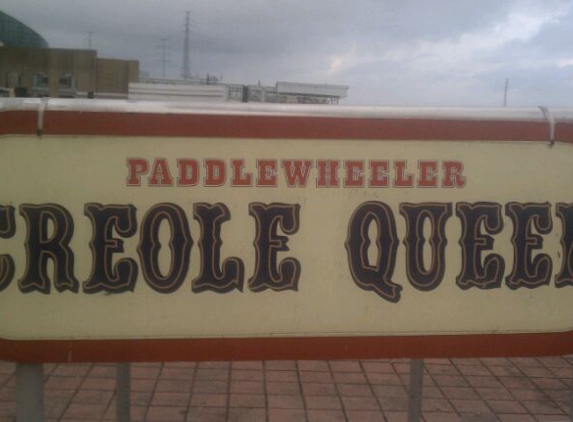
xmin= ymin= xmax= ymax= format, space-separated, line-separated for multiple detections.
xmin=149 ymin=158 xmax=174 ymax=187
xmin=126 ymin=158 xmax=149 ymax=186
xmin=231 ymin=159 xmax=253 ymax=187
xmin=442 ymin=161 xmax=466 ymax=188
xmin=418 ymin=160 xmax=438 ymax=188
xmin=257 ymin=160 xmax=278 ymax=187
xmin=369 ymin=160 xmax=389 ymax=187
xmin=344 ymin=160 xmax=365 ymax=188
xmin=316 ymin=160 xmax=339 ymax=188
xmin=204 ymin=159 xmax=226 ymax=187
xmin=282 ymin=160 xmax=312 ymax=188
xmin=393 ymin=160 xmax=414 ymax=188
xmin=177 ymin=159 xmax=199 ymax=187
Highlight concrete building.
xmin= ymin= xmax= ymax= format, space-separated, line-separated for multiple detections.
xmin=0 ymin=46 xmax=139 ymax=98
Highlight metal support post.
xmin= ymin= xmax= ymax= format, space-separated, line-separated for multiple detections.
xmin=570 ymin=363 xmax=573 ymax=422
xmin=16 ymin=363 xmax=44 ymax=422
xmin=408 ymin=359 xmax=424 ymax=422
xmin=116 ymin=363 xmax=131 ymax=422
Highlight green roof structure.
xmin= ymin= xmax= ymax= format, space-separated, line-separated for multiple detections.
xmin=0 ymin=10 xmax=48 ymax=48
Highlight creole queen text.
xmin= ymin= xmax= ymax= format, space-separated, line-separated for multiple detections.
xmin=0 ymin=201 xmax=570 ymax=303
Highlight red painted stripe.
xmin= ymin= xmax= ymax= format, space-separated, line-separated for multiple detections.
xmin=1 ymin=332 xmax=572 ymax=363
xmin=556 ymin=121 xmax=573 ymax=143
xmin=42 ymin=111 xmax=550 ymax=141
xmin=0 ymin=111 xmax=37 ymax=136
xmin=1 ymin=110 xmax=562 ymax=142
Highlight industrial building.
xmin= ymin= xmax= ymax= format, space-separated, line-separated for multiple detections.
xmin=130 ymin=78 xmax=349 ymax=104
xmin=129 ymin=78 xmax=228 ymax=102
xmin=229 ymin=81 xmax=349 ymax=105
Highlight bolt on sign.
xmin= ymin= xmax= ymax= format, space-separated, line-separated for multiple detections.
xmin=1 ymin=99 xmax=573 ymax=362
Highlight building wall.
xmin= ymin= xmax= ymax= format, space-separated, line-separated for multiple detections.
xmin=95 ymin=58 xmax=139 ymax=98
xmin=226 ymin=83 xmax=348 ymax=105
xmin=0 ymin=47 xmax=96 ymax=96
xmin=0 ymin=46 xmax=138 ymax=98
xmin=129 ymin=82 xmax=227 ymax=102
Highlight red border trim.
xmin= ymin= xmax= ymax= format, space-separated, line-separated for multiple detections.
xmin=2 ymin=332 xmax=573 ymax=363
xmin=42 ymin=111 xmax=551 ymax=141
xmin=3 ymin=109 xmax=572 ymax=143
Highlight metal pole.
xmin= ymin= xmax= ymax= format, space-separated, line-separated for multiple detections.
xmin=570 ymin=363 xmax=573 ymax=422
xmin=503 ymin=78 xmax=509 ymax=107
xmin=116 ymin=363 xmax=131 ymax=422
xmin=407 ymin=359 xmax=424 ymax=422
xmin=16 ymin=363 xmax=44 ymax=422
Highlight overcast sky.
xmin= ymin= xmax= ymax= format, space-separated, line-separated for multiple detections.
xmin=3 ymin=0 xmax=573 ymax=107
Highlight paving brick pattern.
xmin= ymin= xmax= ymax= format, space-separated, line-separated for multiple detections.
xmin=0 ymin=357 xmax=571 ymax=421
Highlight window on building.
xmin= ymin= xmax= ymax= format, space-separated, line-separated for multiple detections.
xmin=5 ymin=71 xmax=20 ymax=88
xmin=32 ymin=73 xmax=49 ymax=88
xmin=59 ymin=73 xmax=75 ymax=89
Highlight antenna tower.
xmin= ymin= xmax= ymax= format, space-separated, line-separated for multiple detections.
xmin=181 ymin=11 xmax=191 ymax=79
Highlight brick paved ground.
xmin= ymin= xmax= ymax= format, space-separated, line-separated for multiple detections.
xmin=0 ymin=357 xmax=571 ymax=421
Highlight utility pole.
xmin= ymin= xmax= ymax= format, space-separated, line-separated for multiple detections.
xmin=181 ymin=11 xmax=192 ymax=79
xmin=503 ymin=78 xmax=509 ymax=107
xmin=156 ymin=38 xmax=170 ymax=79
xmin=85 ymin=31 xmax=96 ymax=50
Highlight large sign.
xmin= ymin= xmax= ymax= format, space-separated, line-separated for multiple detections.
xmin=1 ymin=99 xmax=573 ymax=362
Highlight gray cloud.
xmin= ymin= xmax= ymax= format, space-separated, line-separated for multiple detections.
xmin=2 ymin=0 xmax=572 ymax=106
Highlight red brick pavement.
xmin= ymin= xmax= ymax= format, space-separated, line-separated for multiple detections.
xmin=0 ymin=357 xmax=571 ymax=421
